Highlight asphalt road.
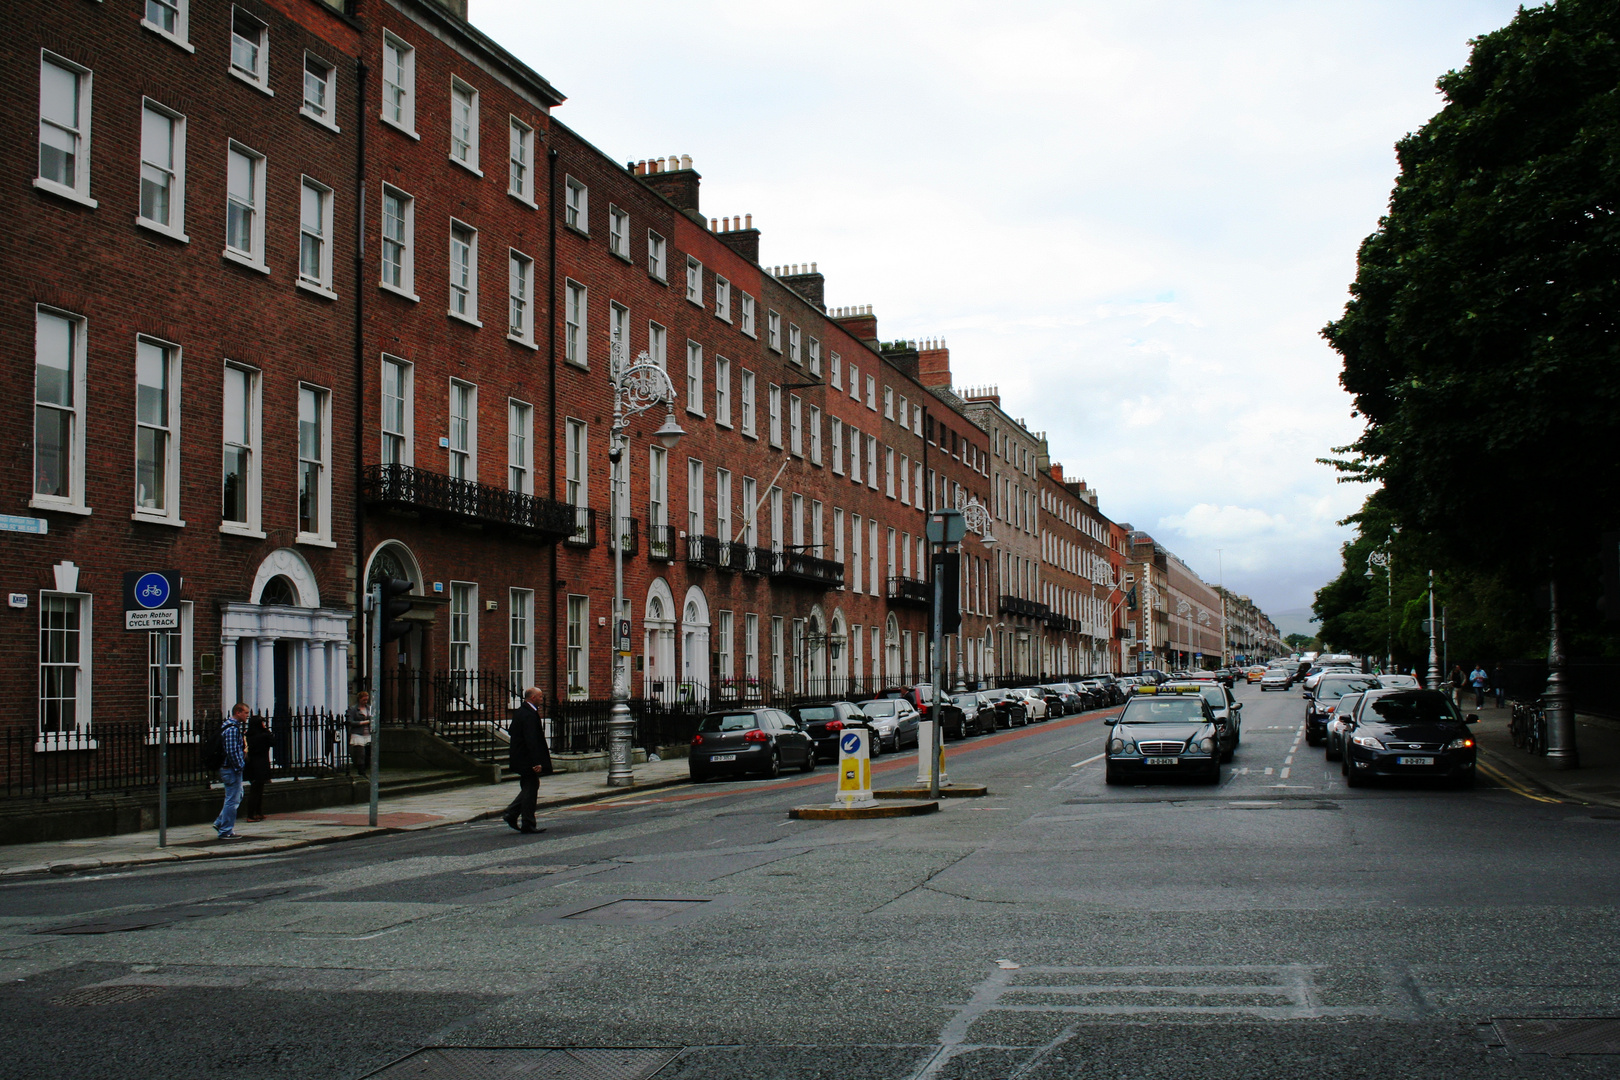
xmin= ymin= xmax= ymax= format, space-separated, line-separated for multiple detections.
xmin=3 ymin=683 xmax=1619 ymax=1080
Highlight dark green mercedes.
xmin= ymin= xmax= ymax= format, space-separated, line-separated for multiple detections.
xmin=1103 ymin=688 xmax=1223 ymax=786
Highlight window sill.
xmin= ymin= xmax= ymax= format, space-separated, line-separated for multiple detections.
xmin=379 ymin=280 xmax=420 ymax=303
xmin=222 ymin=248 xmax=270 ymax=274
xmin=741 ymin=329 xmax=757 ymax=340
xmin=686 ymin=296 xmax=704 ymax=308
xmin=141 ymin=19 xmax=195 ymax=52
xmin=135 ymin=217 xmax=188 ymax=243
xmin=509 ymin=190 xmax=537 ymax=210
xmin=563 ymin=357 xmax=589 ymax=372
xmin=686 ymin=407 xmax=706 ymax=419
xmin=563 ymin=223 xmax=589 ymax=240
xmin=715 ymin=420 xmax=732 ymax=430
xmin=740 ymin=430 xmax=757 ymax=441
xmin=36 ymin=735 xmax=98 ymax=752
xmin=33 ymin=178 xmax=97 ymax=209
xmin=380 ymin=114 xmax=420 ymax=141
xmin=648 ymin=273 xmax=668 ymax=286
xmin=229 ymin=67 xmax=274 ymax=96
xmin=29 ymin=497 xmax=91 ymax=517
xmin=609 ymin=248 xmax=631 ymax=264
xmin=220 ymin=523 xmax=267 ymax=539
xmin=297 ymin=533 xmax=337 ymax=548
xmin=507 ymin=333 xmax=538 ymax=351
xmin=131 ymin=512 xmax=185 ymax=528
xmin=299 ymin=106 xmax=340 ymax=133
xmin=448 ymin=310 xmax=483 ymax=328
xmin=297 ymin=278 xmax=338 ymax=300
xmin=715 ymin=312 xmax=732 ymax=324
xmin=449 ymin=155 xmax=483 ymax=178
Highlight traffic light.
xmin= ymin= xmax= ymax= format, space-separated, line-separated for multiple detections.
xmin=377 ymin=577 xmax=414 ymax=642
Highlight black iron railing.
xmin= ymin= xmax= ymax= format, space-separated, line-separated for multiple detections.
xmin=719 ymin=540 xmax=747 ymax=572
xmin=1 ymin=711 xmax=347 ymax=801
xmin=610 ymin=516 xmax=639 ymax=557
xmin=566 ymin=506 xmax=596 ymax=548
xmin=363 ymin=464 xmax=574 ymax=542
xmin=686 ymin=534 xmax=721 ymax=568
xmin=1000 ymin=594 xmax=1050 ymax=620
xmin=647 ymin=522 xmax=677 ymax=561
xmin=1045 ymin=612 xmax=1076 ymax=632
xmin=772 ymin=550 xmax=845 ymax=589
xmin=887 ymin=576 xmax=931 ymax=607
xmin=743 ymin=546 xmax=771 ymax=576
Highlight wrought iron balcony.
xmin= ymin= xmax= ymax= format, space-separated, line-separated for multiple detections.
xmin=565 ymin=506 xmax=596 ymax=548
xmin=999 ymin=594 xmax=1050 ymax=620
xmin=742 ymin=546 xmax=771 ymax=576
xmin=610 ymin=516 xmax=639 ymax=557
xmin=686 ymin=534 xmax=721 ymax=569
xmin=771 ymin=549 xmax=845 ymax=590
xmin=647 ymin=523 xmax=677 ymax=561
xmin=362 ymin=464 xmax=575 ymax=542
xmin=718 ymin=540 xmax=748 ymax=573
xmin=1045 ymin=611 xmax=1076 ymax=633
xmin=887 ymin=576 xmax=931 ymax=608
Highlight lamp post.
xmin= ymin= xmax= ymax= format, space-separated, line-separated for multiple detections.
xmin=952 ymin=493 xmax=996 ymax=692
xmin=605 ymin=342 xmax=684 ymax=787
xmin=1176 ymin=598 xmax=1191 ymax=670
xmin=1425 ymin=569 xmax=1440 ymax=690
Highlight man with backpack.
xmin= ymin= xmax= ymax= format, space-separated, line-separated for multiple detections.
xmin=212 ymin=703 xmax=249 ymax=839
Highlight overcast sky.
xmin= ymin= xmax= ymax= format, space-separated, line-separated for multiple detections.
xmin=479 ymin=0 xmax=1522 ymax=638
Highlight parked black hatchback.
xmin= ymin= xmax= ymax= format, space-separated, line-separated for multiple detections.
xmin=689 ymin=708 xmax=816 ymax=781
xmin=789 ymin=701 xmax=867 ymax=762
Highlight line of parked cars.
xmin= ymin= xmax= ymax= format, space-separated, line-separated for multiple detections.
xmin=687 ymin=676 xmax=1140 ymax=782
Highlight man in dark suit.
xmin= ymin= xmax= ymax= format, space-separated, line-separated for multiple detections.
xmin=503 ymin=687 xmax=552 ymax=833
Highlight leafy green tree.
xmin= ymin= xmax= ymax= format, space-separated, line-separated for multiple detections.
xmin=1322 ymin=0 xmax=1620 ymax=589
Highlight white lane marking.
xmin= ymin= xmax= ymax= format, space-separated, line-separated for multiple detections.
xmin=1264 ymin=767 xmax=1274 ymax=776
xmin=1280 ymin=767 xmax=1291 ymax=779
xmin=1071 ymin=753 xmax=1105 ymax=768
xmin=1285 ymin=756 xmax=1294 ymax=765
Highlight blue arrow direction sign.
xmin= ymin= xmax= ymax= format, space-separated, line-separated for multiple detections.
xmin=123 ymin=571 xmax=181 ymax=630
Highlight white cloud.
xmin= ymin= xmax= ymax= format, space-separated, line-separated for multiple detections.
xmin=478 ymin=0 xmax=1521 ymax=624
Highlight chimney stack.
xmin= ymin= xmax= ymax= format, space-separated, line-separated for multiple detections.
xmin=638 ymin=154 xmax=701 ymax=212
xmin=830 ymin=305 xmax=878 ymax=347
xmin=778 ymin=263 xmax=826 ymax=311
xmin=716 ymin=213 xmax=759 ymax=262
xmin=917 ymin=337 xmax=951 ymax=389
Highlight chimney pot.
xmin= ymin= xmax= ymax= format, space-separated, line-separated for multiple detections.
xmin=710 ymin=218 xmax=717 ymax=231
xmin=681 ymin=154 xmax=693 ymax=170
xmin=811 ymin=262 xmax=817 ymax=273
xmin=745 ymin=213 xmax=753 ymax=228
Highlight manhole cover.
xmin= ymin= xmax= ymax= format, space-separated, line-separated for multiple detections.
xmin=562 ymin=899 xmax=707 ymax=924
xmin=363 ymin=1047 xmax=680 ymax=1080
xmin=50 ymin=985 xmax=167 ymax=1006
xmin=1495 ymin=1018 xmax=1620 ymax=1055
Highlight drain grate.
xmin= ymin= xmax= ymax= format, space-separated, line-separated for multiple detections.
xmin=362 ymin=1047 xmax=680 ymax=1080
xmin=50 ymin=984 xmax=167 ymax=1007
xmin=1495 ymin=1018 xmax=1620 ymax=1055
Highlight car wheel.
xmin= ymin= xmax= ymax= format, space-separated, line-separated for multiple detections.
xmin=1104 ymin=762 xmax=1121 ymax=785
xmin=761 ymin=750 xmax=781 ymax=780
xmin=868 ymin=735 xmax=882 ymax=759
xmin=1346 ymin=762 xmax=1366 ymax=788
xmin=800 ymin=745 xmax=816 ymax=773
xmin=1205 ymin=765 xmax=1222 ymax=785
xmin=1325 ymin=738 xmax=1340 ymax=763
xmin=1454 ymin=769 xmax=1476 ymax=790
xmin=689 ymin=765 xmax=706 ymax=783
xmin=1340 ymin=752 xmax=1349 ymax=778
xmin=1220 ymin=746 xmax=1234 ymax=764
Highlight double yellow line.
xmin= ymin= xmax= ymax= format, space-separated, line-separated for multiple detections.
xmin=1476 ymin=759 xmax=1562 ymax=804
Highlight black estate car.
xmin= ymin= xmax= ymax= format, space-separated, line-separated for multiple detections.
xmin=1341 ymin=688 xmax=1478 ymax=788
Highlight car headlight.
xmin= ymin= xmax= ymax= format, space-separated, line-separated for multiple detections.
xmin=1108 ymin=737 xmax=1124 ymax=754
xmin=1113 ymin=738 xmax=1138 ymax=756
xmin=1352 ymin=734 xmax=1385 ymax=750
xmin=1445 ymin=737 xmax=1475 ymax=750
xmin=1200 ymin=736 xmax=1216 ymax=755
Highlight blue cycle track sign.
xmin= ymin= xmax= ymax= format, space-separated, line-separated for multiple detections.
xmin=123 ymin=570 xmax=181 ymax=631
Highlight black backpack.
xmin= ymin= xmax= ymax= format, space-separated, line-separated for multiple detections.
xmin=202 ymin=722 xmax=227 ymax=771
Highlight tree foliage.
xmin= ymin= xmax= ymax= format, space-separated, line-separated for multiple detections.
xmin=1322 ymin=0 xmax=1620 ymax=584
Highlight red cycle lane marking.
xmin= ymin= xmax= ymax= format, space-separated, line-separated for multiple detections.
xmin=563 ymin=706 xmax=1122 ymax=810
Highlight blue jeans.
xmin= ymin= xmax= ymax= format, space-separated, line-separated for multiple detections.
xmin=214 ymin=768 xmax=243 ymax=835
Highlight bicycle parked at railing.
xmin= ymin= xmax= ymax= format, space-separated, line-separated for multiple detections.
xmin=1509 ymin=698 xmax=1547 ymax=755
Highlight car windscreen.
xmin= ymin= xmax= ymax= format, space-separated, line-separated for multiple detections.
xmin=1121 ymin=698 xmax=1205 ymax=724
xmin=952 ymin=695 xmax=978 ymax=708
xmin=793 ymin=707 xmax=836 ymax=721
xmin=698 ymin=713 xmax=759 ymax=733
xmin=1364 ymin=691 xmax=1460 ymax=725
xmin=861 ymin=701 xmax=898 ymax=717
xmin=1379 ymin=676 xmax=1420 ymax=688
xmin=1316 ymin=679 xmax=1376 ymax=700
xmin=1199 ymin=687 xmax=1226 ymax=708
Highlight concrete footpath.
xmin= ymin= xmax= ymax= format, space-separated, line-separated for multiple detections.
xmin=0 ymin=758 xmax=693 ymax=879
xmin=1470 ymin=700 xmax=1620 ymax=809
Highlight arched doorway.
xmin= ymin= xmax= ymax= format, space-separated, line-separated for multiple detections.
xmin=681 ymin=585 xmax=710 ymax=706
xmin=829 ymin=609 xmax=848 ymax=696
xmin=644 ymin=577 xmax=675 ymax=704
xmin=220 ymin=547 xmax=351 ymax=720
xmin=884 ymin=614 xmax=901 ymax=686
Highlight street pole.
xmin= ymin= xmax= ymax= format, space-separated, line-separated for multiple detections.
xmin=1543 ymin=574 xmax=1579 ymax=769
xmin=929 ymin=541 xmax=944 ymax=799
xmin=369 ymin=582 xmax=382 ymax=827
xmin=157 ymin=629 xmax=168 ymax=848
xmin=1426 ymin=570 xmax=1440 ymax=690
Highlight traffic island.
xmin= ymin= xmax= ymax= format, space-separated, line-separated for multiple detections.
xmin=789 ymin=800 xmax=938 ymax=820
xmin=874 ymin=784 xmax=989 ymax=799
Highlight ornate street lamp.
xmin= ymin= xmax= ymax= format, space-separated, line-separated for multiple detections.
xmin=952 ymin=493 xmax=996 ymax=692
xmin=605 ymin=342 xmax=682 ymax=787
xmin=1367 ymin=549 xmax=1392 ymax=673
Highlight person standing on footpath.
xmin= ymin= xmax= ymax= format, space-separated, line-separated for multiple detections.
xmin=1470 ymin=663 xmax=1489 ymax=710
xmin=347 ymin=691 xmax=373 ymax=774
xmin=503 ymin=687 xmax=553 ymax=834
xmin=214 ymin=703 xmax=248 ymax=839
xmin=241 ymin=714 xmax=274 ymax=822
xmin=1449 ymin=664 xmax=1465 ymax=706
